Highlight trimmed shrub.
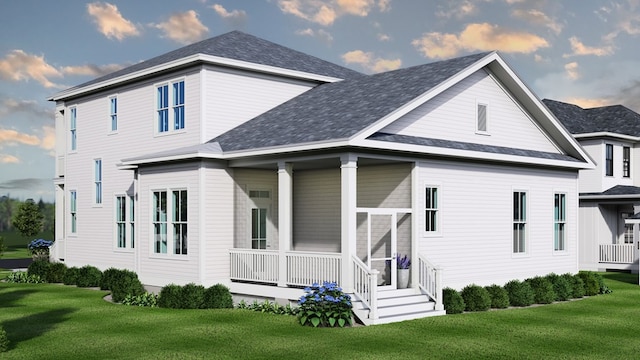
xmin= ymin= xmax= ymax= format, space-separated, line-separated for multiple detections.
xmin=460 ymin=284 xmax=491 ymax=311
xmin=158 ymin=284 xmax=183 ymax=309
xmin=0 ymin=325 xmax=8 ymax=353
xmin=6 ymin=271 xmax=44 ymax=284
xmin=561 ymin=273 xmax=584 ymax=298
xmin=46 ymin=262 xmax=67 ymax=283
xmin=485 ymin=284 xmax=510 ymax=309
xmin=100 ymin=268 xmax=121 ymax=290
xmin=504 ymin=280 xmax=534 ymax=307
xmin=592 ymin=272 xmax=612 ymax=294
xmin=180 ymin=283 xmax=206 ymax=309
xmin=63 ymin=267 xmax=80 ymax=285
xmin=27 ymin=259 xmax=50 ymax=280
xmin=110 ymin=273 xmax=145 ymax=303
xmin=204 ymin=284 xmax=233 ymax=309
xmin=76 ymin=265 xmax=102 ymax=287
xmin=526 ymin=276 xmax=556 ymax=304
xmin=578 ymin=271 xmax=600 ymax=296
xmin=443 ymin=287 xmax=465 ymax=314
xmin=545 ymin=273 xmax=572 ymax=301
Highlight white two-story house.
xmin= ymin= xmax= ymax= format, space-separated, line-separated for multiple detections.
xmin=544 ymin=99 xmax=640 ymax=273
xmin=49 ymin=31 xmax=593 ymax=325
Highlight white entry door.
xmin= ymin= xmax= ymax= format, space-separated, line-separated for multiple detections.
xmin=367 ymin=213 xmax=397 ymax=290
xmin=249 ymin=190 xmax=271 ymax=249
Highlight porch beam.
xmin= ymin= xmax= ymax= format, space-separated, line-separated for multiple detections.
xmin=341 ymin=154 xmax=358 ymax=292
xmin=277 ymin=161 xmax=293 ymax=287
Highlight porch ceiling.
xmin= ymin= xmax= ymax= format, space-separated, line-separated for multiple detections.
xmin=227 ymin=152 xmax=409 ymax=170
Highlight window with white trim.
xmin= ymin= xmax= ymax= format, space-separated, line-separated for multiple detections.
xmin=129 ymin=195 xmax=135 ymax=248
xmin=605 ymin=144 xmax=613 ymax=176
xmin=513 ymin=191 xmax=527 ymax=254
xmin=425 ymin=186 xmax=439 ymax=233
xmin=156 ymin=79 xmax=185 ymax=133
xmin=477 ymin=103 xmax=488 ymax=132
xmin=624 ymin=224 xmax=634 ymax=244
xmin=116 ymin=195 xmax=126 ymax=248
xmin=152 ymin=189 xmax=187 ymax=255
xmin=554 ymin=193 xmax=566 ymax=251
xmin=94 ymin=159 xmax=102 ymax=205
xmin=109 ymin=96 xmax=118 ymax=132
xmin=70 ymin=190 xmax=77 ymax=234
xmin=623 ymin=146 xmax=630 ymax=178
xmin=70 ymin=107 xmax=77 ymax=151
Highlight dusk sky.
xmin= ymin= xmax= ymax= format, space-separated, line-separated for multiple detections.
xmin=2 ymin=0 xmax=640 ymax=202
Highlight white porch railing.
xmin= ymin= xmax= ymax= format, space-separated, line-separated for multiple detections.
xmin=417 ymin=253 xmax=443 ymax=311
xmin=352 ymin=256 xmax=379 ymax=320
xmin=286 ymin=251 xmax=341 ymax=287
xmin=229 ymin=249 xmax=279 ymax=284
xmin=599 ymin=244 xmax=635 ymax=264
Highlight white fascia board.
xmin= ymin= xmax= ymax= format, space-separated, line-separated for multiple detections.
xmin=49 ymin=54 xmax=342 ymax=101
xmin=357 ymin=139 xmax=594 ymax=170
xmin=573 ymin=132 xmax=640 ymax=142
xmin=580 ymin=194 xmax=640 ymax=200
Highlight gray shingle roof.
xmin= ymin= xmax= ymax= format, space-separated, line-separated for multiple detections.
xmin=369 ymin=133 xmax=582 ymax=162
xmin=212 ymin=51 xmax=492 ymax=152
xmin=543 ymin=99 xmax=640 ymax=137
xmin=581 ymin=185 xmax=640 ymax=197
xmin=63 ymin=31 xmax=362 ymax=94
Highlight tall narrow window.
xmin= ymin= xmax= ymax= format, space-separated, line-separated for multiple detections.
xmin=94 ymin=159 xmax=102 ymax=204
xmin=116 ymin=195 xmax=126 ymax=248
xmin=425 ymin=186 xmax=439 ymax=232
xmin=129 ymin=195 xmax=135 ymax=248
xmin=513 ymin=191 xmax=527 ymax=253
xmin=606 ymin=144 xmax=614 ymax=176
xmin=157 ymin=84 xmax=169 ymax=133
xmin=110 ymin=97 xmax=118 ymax=132
xmin=623 ymin=146 xmax=630 ymax=178
xmin=70 ymin=107 xmax=77 ymax=151
xmin=251 ymin=208 xmax=267 ymax=249
xmin=173 ymin=190 xmax=188 ymax=255
xmin=554 ymin=193 xmax=566 ymax=251
xmin=173 ymin=81 xmax=185 ymax=130
xmin=624 ymin=224 xmax=634 ymax=244
xmin=477 ymin=103 xmax=488 ymax=132
xmin=153 ymin=191 xmax=167 ymax=253
xmin=70 ymin=190 xmax=77 ymax=234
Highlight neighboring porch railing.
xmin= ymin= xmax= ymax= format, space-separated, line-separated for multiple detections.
xmin=417 ymin=253 xmax=443 ymax=311
xmin=229 ymin=248 xmax=341 ymax=286
xmin=352 ymin=256 xmax=379 ymax=321
xmin=599 ymin=244 xmax=635 ymax=264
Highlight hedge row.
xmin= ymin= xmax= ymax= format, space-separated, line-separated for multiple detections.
xmin=158 ymin=283 xmax=233 ymax=309
xmin=443 ymin=271 xmax=611 ymax=314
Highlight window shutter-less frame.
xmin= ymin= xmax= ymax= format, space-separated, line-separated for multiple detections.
xmin=477 ymin=103 xmax=487 ymax=132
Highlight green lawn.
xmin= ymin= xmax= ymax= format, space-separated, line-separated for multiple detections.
xmin=1 ymin=230 xmax=51 ymax=259
xmin=1 ymin=273 xmax=639 ymax=359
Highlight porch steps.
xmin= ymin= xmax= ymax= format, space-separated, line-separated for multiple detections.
xmin=351 ymin=288 xmax=446 ymax=326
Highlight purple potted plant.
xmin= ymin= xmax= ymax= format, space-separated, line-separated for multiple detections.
xmin=397 ymin=254 xmax=411 ymax=289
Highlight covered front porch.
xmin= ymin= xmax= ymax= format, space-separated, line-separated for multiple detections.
xmin=226 ymin=153 xmax=444 ymax=324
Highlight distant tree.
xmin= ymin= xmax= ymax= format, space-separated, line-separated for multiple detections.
xmin=0 ymin=236 xmax=5 ymax=259
xmin=12 ymin=199 xmax=44 ymax=239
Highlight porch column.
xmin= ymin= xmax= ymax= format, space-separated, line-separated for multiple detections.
xmin=277 ymin=161 xmax=293 ymax=287
xmin=341 ymin=154 xmax=357 ymax=293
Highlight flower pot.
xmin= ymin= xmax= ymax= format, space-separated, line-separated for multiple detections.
xmin=397 ymin=268 xmax=410 ymax=289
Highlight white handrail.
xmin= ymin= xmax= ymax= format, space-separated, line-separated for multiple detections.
xmin=352 ymin=256 xmax=379 ymax=320
xmin=599 ymin=244 xmax=635 ymax=264
xmin=417 ymin=253 xmax=443 ymax=311
xmin=286 ymin=251 xmax=341 ymax=286
xmin=229 ymin=249 xmax=279 ymax=283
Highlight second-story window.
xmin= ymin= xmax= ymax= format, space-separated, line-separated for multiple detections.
xmin=157 ymin=79 xmax=185 ymax=134
xmin=110 ymin=96 xmax=118 ymax=132
xmin=173 ymin=81 xmax=185 ymax=130
xmin=70 ymin=107 xmax=77 ymax=151
xmin=605 ymin=144 xmax=614 ymax=176
xmin=623 ymin=146 xmax=630 ymax=178
xmin=157 ymin=84 xmax=169 ymax=133
xmin=94 ymin=159 xmax=102 ymax=205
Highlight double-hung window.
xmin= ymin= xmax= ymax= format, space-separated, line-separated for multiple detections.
xmin=173 ymin=190 xmax=187 ymax=255
xmin=605 ymin=144 xmax=614 ymax=176
xmin=425 ymin=186 xmax=439 ymax=233
xmin=157 ymin=80 xmax=185 ymax=133
xmin=623 ymin=146 xmax=630 ymax=178
xmin=70 ymin=190 xmax=77 ymax=234
xmin=70 ymin=107 xmax=77 ymax=151
xmin=110 ymin=96 xmax=118 ymax=132
xmin=153 ymin=191 xmax=168 ymax=253
xmin=153 ymin=189 xmax=187 ymax=255
xmin=554 ymin=193 xmax=566 ymax=251
xmin=129 ymin=196 xmax=135 ymax=248
xmin=513 ymin=191 xmax=527 ymax=254
xmin=94 ymin=159 xmax=102 ymax=205
xmin=116 ymin=195 xmax=126 ymax=248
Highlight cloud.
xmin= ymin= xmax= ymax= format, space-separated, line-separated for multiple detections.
xmin=153 ymin=10 xmax=209 ymax=44
xmin=0 ymin=98 xmax=53 ymax=123
xmin=564 ymin=37 xmax=614 ymax=57
xmin=377 ymin=33 xmax=391 ymax=41
xmin=564 ymin=62 xmax=580 ymax=80
xmin=278 ymin=0 xmax=386 ymax=25
xmin=378 ymin=0 xmax=391 ymax=12
xmin=336 ymin=0 xmax=375 ymax=16
xmin=295 ymin=28 xmax=333 ymax=44
xmin=0 ymin=154 xmax=19 ymax=164
xmin=564 ymin=97 xmax=612 ymax=109
xmin=0 ymin=128 xmax=40 ymax=147
xmin=511 ymin=9 xmax=563 ymax=35
xmin=211 ymin=4 xmax=247 ymax=27
xmin=412 ymin=23 xmax=549 ymax=59
xmin=341 ymin=50 xmax=401 ymax=73
xmin=436 ymin=0 xmax=479 ymax=19
xmin=40 ymin=126 xmax=56 ymax=152
xmin=0 ymin=50 xmax=62 ymax=88
xmin=87 ymin=2 xmax=140 ymax=41
xmin=60 ymin=63 xmax=128 ymax=77
xmin=0 ymin=178 xmax=52 ymax=191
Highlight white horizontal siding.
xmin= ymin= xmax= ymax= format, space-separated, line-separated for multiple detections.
xmin=417 ymin=159 xmax=579 ymax=290
xmin=203 ymin=66 xmax=315 ymax=140
xmin=381 ymin=69 xmax=560 ymax=154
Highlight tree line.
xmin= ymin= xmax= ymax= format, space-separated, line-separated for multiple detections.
xmin=0 ymin=195 xmax=54 ymax=235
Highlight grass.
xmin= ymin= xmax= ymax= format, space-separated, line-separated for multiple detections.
xmin=0 ymin=273 xmax=639 ymax=359
xmin=1 ymin=230 xmax=51 ymax=259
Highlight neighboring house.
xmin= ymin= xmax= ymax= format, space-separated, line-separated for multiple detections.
xmin=544 ymin=99 xmax=640 ymax=274
xmin=49 ymin=31 xmax=593 ymax=325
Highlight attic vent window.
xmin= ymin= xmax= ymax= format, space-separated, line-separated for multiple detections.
xmin=477 ymin=103 xmax=488 ymax=133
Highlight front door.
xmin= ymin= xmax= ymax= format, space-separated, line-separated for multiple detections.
xmin=249 ymin=190 xmax=271 ymax=249
xmin=367 ymin=213 xmax=397 ymax=290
